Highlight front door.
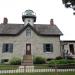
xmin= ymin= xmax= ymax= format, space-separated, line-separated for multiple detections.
xmin=26 ymin=43 xmax=31 ymax=55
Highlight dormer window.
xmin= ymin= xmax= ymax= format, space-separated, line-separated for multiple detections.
xmin=26 ymin=28 xmax=31 ymax=37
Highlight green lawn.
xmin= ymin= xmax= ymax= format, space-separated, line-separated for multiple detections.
xmin=0 ymin=72 xmax=75 ymax=75
xmin=0 ymin=64 xmax=49 ymax=70
xmin=0 ymin=65 xmax=19 ymax=70
xmin=34 ymin=64 xmax=49 ymax=69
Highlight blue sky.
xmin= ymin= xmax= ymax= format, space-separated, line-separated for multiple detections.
xmin=0 ymin=0 xmax=75 ymax=40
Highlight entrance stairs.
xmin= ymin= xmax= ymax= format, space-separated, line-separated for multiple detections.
xmin=21 ymin=55 xmax=33 ymax=66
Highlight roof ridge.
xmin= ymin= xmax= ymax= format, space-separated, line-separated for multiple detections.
xmin=0 ymin=23 xmax=63 ymax=36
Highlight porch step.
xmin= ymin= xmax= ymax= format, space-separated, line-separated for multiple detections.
xmin=22 ymin=55 xmax=33 ymax=66
xmin=23 ymin=55 xmax=32 ymax=60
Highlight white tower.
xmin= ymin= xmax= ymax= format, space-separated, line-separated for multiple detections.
xmin=22 ymin=10 xmax=36 ymax=26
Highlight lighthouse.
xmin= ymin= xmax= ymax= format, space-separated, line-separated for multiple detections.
xmin=22 ymin=9 xmax=36 ymax=26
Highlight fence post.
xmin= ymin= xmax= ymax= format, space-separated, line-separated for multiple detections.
xmin=24 ymin=66 xmax=26 ymax=73
xmin=55 ymin=63 xmax=58 ymax=75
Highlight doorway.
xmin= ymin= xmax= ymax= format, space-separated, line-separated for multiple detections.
xmin=69 ymin=44 xmax=74 ymax=54
xmin=26 ymin=43 xmax=31 ymax=55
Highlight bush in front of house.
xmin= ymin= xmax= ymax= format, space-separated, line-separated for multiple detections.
xmin=48 ymin=59 xmax=75 ymax=69
xmin=33 ymin=57 xmax=46 ymax=64
xmin=66 ymin=56 xmax=74 ymax=60
xmin=55 ymin=56 xmax=63 ymax=60
xmin=46 ymin=58 xmax=53 ymax=61
xmin=9 ymin=57 xmax=21 ymax=65
xmin=48 ymin=59 xmax=67 ymax=65
xmin=49 ymin=59 xmax=75 ymax=66
xmin=67 ymin=59 xmax=75 ymax=64
xmin=55 ymin=59 xmax=68 ymax=64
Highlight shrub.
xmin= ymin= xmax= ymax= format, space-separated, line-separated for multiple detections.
xmin=67 ymin=56 xmax=74 ymax=60
xmin=9 ymin=57 xmax=21 ymax=65
xmin=49 ymin=59 xmax=68 ymax=65
xmin=46 ymin=58 xmax=53 ymax=61
xmin=56 ymin=59 xmax=68 ymax=64
xmin=67 ymin=60 xmax=75 ymax=64
xmin=33 ymin=57 xmax=46 ymax=64
xmin=49 ymin=59 xmax=75 ymax=65
xmin=48 ymin=60 xmax=55 ymax=65
xmin=48 ymin=59 xmax=75 ymax=68
xmin=55 ymin=56 xmax=63 ymax=60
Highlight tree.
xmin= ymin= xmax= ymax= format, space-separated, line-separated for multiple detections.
xmin=62 ymin=0 xmax=75 ymax=14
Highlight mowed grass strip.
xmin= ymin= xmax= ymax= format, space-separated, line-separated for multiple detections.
xmin=34 ymin=64 xmax=49 ymax=69
xmin=0 ymin=65 xmax=19 ymax=70
xmin=0 ymin=72 xmax=75 ymax=75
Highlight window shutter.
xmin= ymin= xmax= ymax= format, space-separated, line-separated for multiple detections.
xmin=2 ymin=44 xmax=6 ymax=52
xmin=9 ymin=44 xmax=13 ymax=52
xmin=50 ymin=44 xmax=53 ymax=52
xmin=43 ymin=44 xmax=46 ymax=52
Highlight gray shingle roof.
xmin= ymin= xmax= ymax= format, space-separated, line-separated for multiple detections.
xmin=0 ymin=23 xmax=63 ymax=36
xmin=34 ymin=24 xmax=63 ymax=35
xmin=0 ymin=24 xmax=24 ymax=35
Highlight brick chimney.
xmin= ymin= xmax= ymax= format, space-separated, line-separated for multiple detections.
xmin=50 ymin=19 xmax=54 ymax=25
xmin=3 ymin=17 xmax=8 ymax=24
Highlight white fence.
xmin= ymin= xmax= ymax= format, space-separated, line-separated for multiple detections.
xmin=0 ymin=65 xmax=75 ymax=74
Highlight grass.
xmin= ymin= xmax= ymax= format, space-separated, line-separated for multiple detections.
xmin=34 ymin=64 xmax=49 ymax=69
xmin=0 ymin=64 xmax=49 ymax=70
xmin=0 ymin=64 xmax=50 ymax=70
xmin=0 ymin=65 xmax=19 ymax=70
xmin=0 ymin=72 xmax=75 ymax=75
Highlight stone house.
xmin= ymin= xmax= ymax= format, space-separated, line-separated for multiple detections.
xmin=0 ymin=10 xmax=75 ymax=65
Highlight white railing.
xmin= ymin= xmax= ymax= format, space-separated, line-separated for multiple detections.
xmin=0 ymin=65 xmax=75 ymax=74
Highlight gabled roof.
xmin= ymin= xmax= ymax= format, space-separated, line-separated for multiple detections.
xmin=0 ymin=23 xmax=63 ymax=36
xmin=0 ymin=24 xmax=24 ymax=36
xmin=34 ymin=24 xmax=63 ymax=36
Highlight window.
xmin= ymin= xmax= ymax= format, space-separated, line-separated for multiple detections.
xmin=26 ymin=28 xmax=31 ymax=37
xmin=1 ymin=59 xmax=9 ymax=63
xmin=43 ymin=43 xmax=53 ymax=52
xmin=2 ymin=43 xmax=13 ymax=53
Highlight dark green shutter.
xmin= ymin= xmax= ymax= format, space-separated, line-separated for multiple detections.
xmin=2 ymin=44 xmax=6 ymax=52
xmin=50 ymin=44 xmax=53 ymax=52
xmin=9 ymin=44 xmax=13 ymax=52
xmin=43 ymin=44 xmax=46 ymax=52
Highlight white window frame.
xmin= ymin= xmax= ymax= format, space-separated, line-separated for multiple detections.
xmin=43 ymin=43 xmax=53 ymax=53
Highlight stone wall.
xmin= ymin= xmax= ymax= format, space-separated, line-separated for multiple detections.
xmin=0 ymin=27 xmax=61 ymax=62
